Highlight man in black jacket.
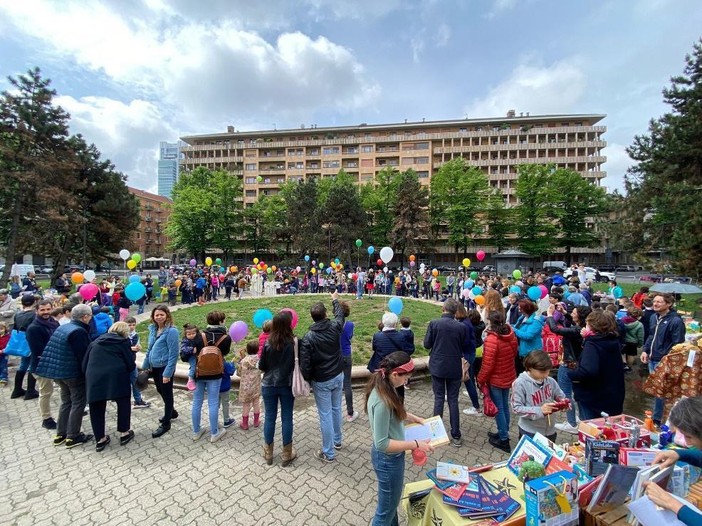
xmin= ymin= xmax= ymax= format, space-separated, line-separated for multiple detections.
xmin=26 ymin=299 xmax=60 ymax=429
xmin=424 ymin=298 xmax=468 ymax=447
xmin=300 ymin=290 xmax=345 ymax=462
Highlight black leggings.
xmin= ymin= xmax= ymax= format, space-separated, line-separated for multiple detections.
xmin=89 ymin=396 xmax=131 ymax=441
xmin=151 ymin=367 xmax=175 ymax=425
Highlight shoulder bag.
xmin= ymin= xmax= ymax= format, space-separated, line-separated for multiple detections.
xmin=291 ymin=337 xmax=311 ymax=397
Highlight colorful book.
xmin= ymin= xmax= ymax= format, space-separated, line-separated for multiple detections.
xmin=404 ymin=415 xmax=449 ymax=446
xmin=578 ymin=474 xmax=604 ymax=508
xmin=441 ymin=478 xmax=484 ymax=511
xmin=619 ymin=448 xmax=659 ymax=467
xmin=426 ymin=468 xmax=458 ymax=491
xmin=586 ymin=438 xmax=621 ymax=476
xmin=481 ymin=477 xmax=522 ymax=521
xmin=507 ymin=435 xmax=554 ymax=476
xmin=436 ymin=461 xmax=471 ymax=484
xmin=587 ymin=464 xmax=640 ymax=511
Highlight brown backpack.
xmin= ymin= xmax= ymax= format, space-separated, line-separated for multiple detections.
xmin=196 ymin=333 xmax=227 ymax=377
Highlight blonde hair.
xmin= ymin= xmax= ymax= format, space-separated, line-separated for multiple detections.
xmin=0 ymin=321 xmax=7 ymax=334
xmin=109 ymin=321 xmax=130 ymax=338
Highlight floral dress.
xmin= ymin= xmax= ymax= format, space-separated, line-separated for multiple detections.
xmin=239 ymin=354 xmax=262 ymax=403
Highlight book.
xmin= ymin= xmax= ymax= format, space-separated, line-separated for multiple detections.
xmin=438 ymin=482 xmax=468 ymax=502
xmin=628 ymin=494 xmax=702 ymax=526
xmin=507 ymin=435 xmax=554 ymax=477
xmin=578 ymin=474 xmax=604 ymax=508
xmin=586 ymin=438 xmax=621 ymax=476
xmin=426 ymin=468 xmax=458 ymax=491
xmin=480 ymin=477 xmax=522 ymax=521
xmin=649 ymin=465 xmax=674 ymax=491
xmin=441 ymin=477 xmax=484 ymax=511
xmin=628 ymin=464 xmax=661 ymax=525
xmin=533 ymin=432 xmax=569 ymax=461
xmin=404 ymin=415 xmax=449 ymax=446
xmin=587 ymin=464 xmax=640 ymax=511
xmin=620 ymin=448 xmax=659 ymax=467
xmin=436 ymin=461 xmax=471 ymax=484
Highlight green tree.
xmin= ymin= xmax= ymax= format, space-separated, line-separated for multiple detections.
xmin=513 ymin=164 xmax=559 ymax=257
xmin=482 ymin=192 xmax=513 ymax=253
xmin=389 ymin=169 xmax=429 ymax=267
xmin=625 ymin=39 xmax=702 ymax=276
xmin=282 ymin=178 xmax=322 ymax=257
xmin=257 ymin=194 xmax=291 ymax=258
xmin=359 ymin=167 xmax=400 ymax=248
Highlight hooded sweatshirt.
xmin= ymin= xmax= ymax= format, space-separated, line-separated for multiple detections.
xmin=622 ymin=316 xmax=644 ymax=346
xmin=511 ymin=371 xmax=565 ymax=437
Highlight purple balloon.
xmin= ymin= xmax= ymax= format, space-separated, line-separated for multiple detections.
xmin=189 ymin=259 xmax=197 ymax=266
xmin=409 ymin=261 xmax=416 ymax=267
xmin=229 ymin=321 xmax=248 ymax=343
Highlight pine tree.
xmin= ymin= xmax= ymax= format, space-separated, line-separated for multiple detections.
xmin=389 ymin=169 xmax=429 ymax=267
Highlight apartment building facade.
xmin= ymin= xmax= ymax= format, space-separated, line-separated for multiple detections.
xmin=127 ymin=187 xmax=172 ymax=260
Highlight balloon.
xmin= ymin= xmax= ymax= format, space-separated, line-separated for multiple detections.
xmin=470 ymin=271 xmax=478 ymax=280
xmin=355 ymin=239 xmax=362 ymax=247
xmin=271 ymin=265 xmax=277 ymax=272
xmin=267 ymin=267 xmax=273 ymax=274
xmin=256 ymin=175 xmax=263 ymax=183
xmin=79 ymin=283 xmax=98 ymax=301
xmin=175 ymin=279 xmax=182 ymax=288
xmin=409 ymin=255 xmax=416 ymax=262
xmin=461 ymin=289 xmax=471 ymax=299
xmin=409 ymin=261 xmax=415 ymax=267
xmin=388 ymin=297 xmax=404 ymax=315
xmin=281 ymin=308 xmax=299 ymax=329
xmin=383 ymin=267 xmax=388 ymax=273
xmin=462 ymin=258 xmax=471 ymax=267
xmin=253 ymin=258 xmax=259 ymax=264
xmin=466 ymin=279 xmax=474 ymax=288
xmin=539 ymin=284 xmax=549 ymax=299
xmin=129 ymin=274 xmax=140 ymax=283
xmin=311 ymin=260 xmax=316 ymax=266
xmin=253 ymin=309 xmax=273 ymax=329
xmin=229 ymin=321 xmax=248 ymax=343
xmin=463 ymin=280 xmax=471 ymax=289
xmin=325 ymin=267 xmax=332 ymax=274
xmin=215 ymin=258 xmax=222 ymax=265
xmin=476 ymin=250 xmax=486 ymax=262
xmin=527 ymin=286 xmax=541 ymax=301
xmin=304 ymin=255 xmax=310 ymax=262
xmin=509 ymin=285 xmax=521 ymax=294
xmin=131 ymin=253 xmax=142 ymax=264
xmin=513 ymin=269 xmax=522 ymax=279
xmin=190 ymin=259 xmax=197 ymax=266
xmin=472 ymin=286 xmax=482 ymax=296
xmin=71 ymin=272 xmax=84 ymax=284
xmin=348 ymin=272 xmax=353 ymax=279
xmin=205 ymin=257 xmax=213 ymax=266
xmin=83 ymin=270 xmax=96 ymax=282
xmin=310 ymin=268 xmax=317 ymax=274
xmin=296 ymin=266 xmax=301 ymax=272
xmin=334 ymin=258 xmax=340 ymax=265
xmin=119 ymin=249 xmax=130 ymax=260
xmin=377 ymin=259 xmax=383 ymax=267
xmin=432 ymin=269 xmax=439 ymax=277
xmin=125 ymin=282 xmax=146 ymax=302
xmin=127 ymin=260 xmax=137 ymax=270
xmin=367 ymin=245 xmax=375 ymax=255
xmin=233 ymin=266 xmax=238 ymax=273
xmin=474 ymin=295 xmax=485 ymax=306
xmin=319 ymin=263 xmax=324 ymax=269
xmin=379 ymin=246 xmax=394 ymax=264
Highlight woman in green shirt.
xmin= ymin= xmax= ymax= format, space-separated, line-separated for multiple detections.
xmin=365 ymin=351 xmax=433 ymax=526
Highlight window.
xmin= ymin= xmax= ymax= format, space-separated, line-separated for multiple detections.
xmin=245 ymin=190 xmax=257 ymax=197
xmin=322 ymin=146 xmax=340 ymax=155
xmin=323 ymin=160 xmax=340 ymax=168
xmin=245 ymin=163 xmax=256 ymax=171
xmin=416 ymin=142 xmax=429 ymax=150
xmin=401 ymin=158 xmax=413 ymax=165
xmin=361 ymin=145 xmax=374 ymax=153
xmin=307 ymin=148 xmax=320 ymax=155
xmin=417 ymin=171 xmax=429 ymax=178
xmin=245 ymin=177 xmax=256 ymax=184
xmin=415 ymin=157 xmax=429 ymax=164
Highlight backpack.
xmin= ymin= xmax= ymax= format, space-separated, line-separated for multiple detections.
xmin=196 ymin=333 xmax=227 ymax=377
xmin=541 ymin=323 xmax=563 ymax=368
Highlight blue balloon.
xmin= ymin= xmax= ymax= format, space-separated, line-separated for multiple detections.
xmin=464 ymin=279 xmax=474 ymax=289
xmin=367 ymin=245 xmax=375 ymax=255
xmin=124 ymin=282 xmax=146 ymax=302
xmin=304 ymin=255 xmax=310 ymax=262
xmin=128 ymin=274 xmax=140 ymax=283
xmin=509 ymin=285 xmax=522 ymax=294
xmin=471 ymin=286 xmax=482 ymax=296
xmin=326 ymin=267 xmax=332 ymax=274
xmin=252 ymin=308 xmax=274 ymax=329
xmin=527 ymin=286 xmax=541 ymax=301
xmin=388 ymin=296 xmax=403 ymax=315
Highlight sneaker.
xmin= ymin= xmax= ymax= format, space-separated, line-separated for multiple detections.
xmin=186 ymin=378 xmax=196 ymax=391
xmin=488 ymin=435 xmax=511 ymax=453
xmin=223 ymin=419 xmax=235 ymax=428
xmin=133 ymin=400 xmax=150 ymax=409
xmin=462 ymin=407 xmax=481 ymax=416
xmin=315 ymin=449 xmax=336 ymax=463
xmin=65 ymin=433 xmax=94 ymax=449
xmin=210 ymin=428 xmax=227 ymax=443
xmin=334 ymin=443 xmax=343 ymax=450
xmin=53 ymin=434 xmax=66 ymax=446
xmin=555 ymin=422 xmax=579 ymax=434
xmin=0 ymin=379 xmax=8 ymax=386
xmin=345 ymin=411 xmax=359 ymax=423
xmin=487 ymin=431 xmax=500 ymax=440
xmin=450 ymin=437 xmax=463 ymax=447
xmin=42 ymin=417 xmax=57 ymax=430
xmin=192 ymin=429 xmax=206 ymax=441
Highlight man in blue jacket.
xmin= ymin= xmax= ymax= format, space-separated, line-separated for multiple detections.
xmin=424 ymin=298 xmax=469 ymax=447
xmin=26 ymin=299 xmax=59 ymax=430
xmin=35 ymin=304 xmax=94 ymax=448
xmin=640 ymin=293 xmax=686 ymax=426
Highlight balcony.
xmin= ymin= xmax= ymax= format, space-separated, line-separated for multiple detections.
xmin=144 ymin=216 xmax=152 ymax=222
xmin=144 ymin=227 xmax=152 ymax=233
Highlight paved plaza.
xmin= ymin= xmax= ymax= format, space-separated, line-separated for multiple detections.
xmin=1 ymin=370 xmax=517 ymax=526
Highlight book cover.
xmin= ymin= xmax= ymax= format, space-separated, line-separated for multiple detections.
xmin=573 ymin=464 xmax=594 ymax=485
xmin=436 ymin=461 xmax=471 ymax=484
xmin=627 ymin=464 xmax=661 ymax=525
xmin=433 ymin=481 xmax=468 ymax=501
xmin=426 ymin=468 xmax=456 ymax=490
xmin=586 ymin=438 xmax=621 ymax=476
xmin=619 ymin=448 xmax=659 ymax=467
xmin=404 ymin=415 xmax=449 ymax=447
xmin=578 ymin=474 xmax=604 ymax=508
xmin=649 ymin=465 xmax=674 ymax=491
xmin=507 ymin=435 xmax=554 ymax=476
xmin=587 ymin=464 xmax=640 ymax=511
xmin=533 ymin=432 xmax=569 ymax=461
xmin=481 ymin=477 xmax=522 ymax=520
xmin=441 ymin=478 xmax=483 ymax=510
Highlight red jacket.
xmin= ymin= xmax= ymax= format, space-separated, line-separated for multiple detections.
xmin=0 ymin=332 xmax=9 ymax=352
xmin=477 ymin=328 xmax=518 ymax=389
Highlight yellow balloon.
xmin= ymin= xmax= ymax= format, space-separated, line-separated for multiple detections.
xmin=462 ymin=258 xmax=471 ymax=267
xmin=253 ymin=258 xmax=259 ymax=264
xmin=310 ymin=268 xmax=316 ymax=274
xmin=127 ymin=260 xmax=136 ymax=270
xmin=271 ymin=265 xmax=277 ymax=272
xmin=432 ymin=269 xmax=439 ymax=277
xmin=205 ymin=257 xmax=213 ymax=266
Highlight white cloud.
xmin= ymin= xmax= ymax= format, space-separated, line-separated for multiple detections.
xmin=435 ymin=24 xmax=451 ymax=47
xmin=465 ymin=58 xmax=586 ymax=118
xmin=600 ymin=143 xmax=632 ymax=193
xmin=485 ymin=0 xmax=518 ymax=19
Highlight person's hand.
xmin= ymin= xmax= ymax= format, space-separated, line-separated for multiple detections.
xmin=406 ymin=413 xmax=424 ymax=425
xmin=547 ymin=305 xmax=555 ymax=316
xmin=652 ymin=449 xmax=680 ymax=469
xmin=163 ymin=376 xmax=170 ymax=384
xmin=640 ymin=352 xmax=649 ymax=364
xmin=135 ymin=344 xmax=142 ymax=351
xmin=644 ymin=481 xmax=684 ymax=514
xmin=541 ymin=402 xmax=557 ymax=415
xmin=417 ymin=439 xmax=434 ymax=453
xmin=331 ymin=290 xmax=339 ymax=301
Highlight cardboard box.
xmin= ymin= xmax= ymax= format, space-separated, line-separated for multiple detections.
xmin=578 ymin=415 xmax=651 ymax=448
xmin=525 ymin=470 xmax=579 ymax=526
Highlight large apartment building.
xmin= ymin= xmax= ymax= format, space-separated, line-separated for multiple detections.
xmin=127 ymin=187 xmax=172 ymax=260
xmin=180 ymin=112 xmax=607 ymax=208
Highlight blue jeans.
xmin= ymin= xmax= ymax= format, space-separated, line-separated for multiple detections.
xmin=129 ymin=368 xmax=143 ymax=403
xmin=649 ymin=361 xmax=664 ymax=422
xmin=18 ymin=354 xmax=31 ymax=373
xmin=463 ymin=353 xmax=480 ymax=410
xmin=489 ymin=386 xmax=511 ymax=441
xmin=578 ymin=403 xmax=601 ymax=421
xmin=432 ymin=376 xmax=462 ymax=439
xmin=192 ymin=378 xmax=222 ymax=435
xmin=356 ymin=283 xmax=363 ymax=299
xmin=312 ymin=372 xmax=344 ymax=458
xmin=0 ymin=353 xmax=8 ymax=381
xmin=557 ymin=366 xmax=577 ymax=426
xmin=371 ymin=445 xmax=404 ymax=526
xmin=261 ymin=385 xmax=295 ymax=445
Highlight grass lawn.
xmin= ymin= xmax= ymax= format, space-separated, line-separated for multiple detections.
xmin=136 ymin=294 xmax=445 ymax=365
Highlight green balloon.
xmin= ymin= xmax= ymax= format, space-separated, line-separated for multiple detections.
xmin=513 ymin=269 xmax=522 ymax=279
xmin=470 ymin=271 xmax=478 ymax=280
xmin=131 ymin=253 xmax=142 ymax=264
xmin=267 ymin=267 xmax=272 ymax=273
xmin=215 ymin=258 xmax=222 ymax=265
xmin=355 ymin=239 xmax=362 ymax=247
xmin=319 ymin=263 xmax=324 ymax=269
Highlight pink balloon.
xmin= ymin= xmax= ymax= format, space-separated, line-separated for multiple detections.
xmin=461 ymin=288 xmax=471 ymax=299
xmin=296 ymin=266 xmax=301 ymax=272
xmin=409 ymin=261 xmax=416 ymax=267
xmin=79 ymin=283 xmax=99 ymax=301
xmin=539 ymin=284 xmax=549 ymax=299
xmin=281 ymin=308 xmax=299 ymax=329
xmin=476 ymin=250 xmax=486 ymax=262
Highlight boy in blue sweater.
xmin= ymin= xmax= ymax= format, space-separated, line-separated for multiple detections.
xmin=126 ymin=317 xmax=150 ymax=409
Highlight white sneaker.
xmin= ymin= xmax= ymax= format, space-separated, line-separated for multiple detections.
xmin=462 ymin=407 xmax=481 ymax=416
xmin=210 ymin=428 xmax=227 ymax=443
xmin=192 ymin=429 xmax=206 ymax=441
xmin=346 ymin=411 xmax=359 ymax=423
xmin=555 ymin=422 xmax=579 ymax=434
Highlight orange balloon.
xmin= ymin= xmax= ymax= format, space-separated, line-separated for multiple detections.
xmin=230 ymin=266 xmax=236 ymax=273
xmin=233 ymin=266 xmax=238 ymax=273
xmin=409 ymin=255 xmax=416 ymax=262
xmin=271 ymin=265 xmax=277 ymax=272
xmin=474 ymin=295 xmax=485 ymax=305
xmin=71 ymin=272 xmax=84 ymax=284
xmin=175 ymin=279 xmax=182 ymax=288
xmin=432 ymin=269 xmax=438 ymax=277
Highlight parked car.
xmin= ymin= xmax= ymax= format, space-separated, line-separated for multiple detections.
xmin=563 ymin=266 xmax=615 ymax=283
xmin=482 ymin=265 xmax=496 ymax=273
xmin=38 ymin=265 xmax=54 ymax=274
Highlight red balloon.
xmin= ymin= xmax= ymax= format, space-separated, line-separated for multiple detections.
xmin=476 ymin=250 xmax=486 ymax=262
xmin=377 ymin=259 xmax=383 ymax=267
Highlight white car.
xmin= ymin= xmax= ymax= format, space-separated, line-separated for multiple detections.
xmin=563 ymin=266 xmax=615 ymax=283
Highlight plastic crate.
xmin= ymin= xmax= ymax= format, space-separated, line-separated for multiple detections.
xmin=577 ymin=415 xmax=651 ymax=448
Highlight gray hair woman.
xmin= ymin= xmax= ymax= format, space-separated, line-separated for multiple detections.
xmin=368 ymin=312 xmax=415 ymax=402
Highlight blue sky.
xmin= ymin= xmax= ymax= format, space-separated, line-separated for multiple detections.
xmin=0 ymin=0 xmax=700 ymax=193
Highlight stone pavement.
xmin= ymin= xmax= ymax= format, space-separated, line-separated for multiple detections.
xmin=0 ymin=375 xmax=522 ymax=526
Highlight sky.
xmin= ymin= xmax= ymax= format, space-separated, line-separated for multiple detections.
xmin=0 ymin=0 xmax=700 ymax=194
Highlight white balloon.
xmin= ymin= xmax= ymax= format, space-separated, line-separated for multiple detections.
xmin=83 ymin=270 xmax=96 ymax=282
xmin=347 ymin=272 xmax=353 ymax=279
xmin=119 ymin=249 xmax=130 ymax=260
xmin=379 ymin=246 xmax=394 ymax=264
xmin=383 ymin=266 xmax=388 ymax=272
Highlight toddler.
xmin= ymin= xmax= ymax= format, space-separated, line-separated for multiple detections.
xmin=167 ymin=283 xmax=177 ymax=306
xmin=159 ymin=284 xmax=168 ymax=303
xmin=238 ymin=341 xmax=261 ymax=430
xmin=220 ymin=358 xmax=236 ymax=428
xmin=511 ymin=350 xmax=566 ymax=442
xmin=257 ymin=319 xmax=272 ymax=359
xmin=181 ymin=323 xmax=201 ymax=391
xmin=0 ymin=322 xmax=9 ymax=385
xmin=126 ymin=316 xmax=150 ymax=408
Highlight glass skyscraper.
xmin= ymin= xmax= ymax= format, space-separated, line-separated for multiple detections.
xmin=157 ymin=141 xmax=180 ymax=198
